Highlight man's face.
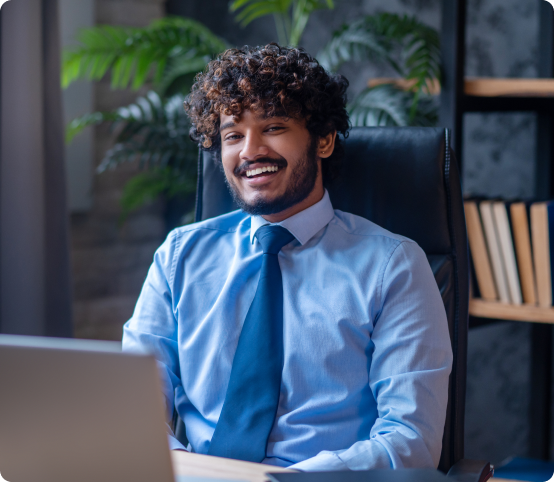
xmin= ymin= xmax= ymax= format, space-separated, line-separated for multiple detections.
xmin=219 ymin=109 xmax=321 ymax=217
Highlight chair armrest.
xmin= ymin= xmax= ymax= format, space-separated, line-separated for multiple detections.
xmin=446 ymin=459 xmax=493 ymax=482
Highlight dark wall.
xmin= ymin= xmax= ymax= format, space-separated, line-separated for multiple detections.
xmin=166 ymin=0 xmax=544 ymax=465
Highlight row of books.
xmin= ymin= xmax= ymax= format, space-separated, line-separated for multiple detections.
xmin=465 ymin=199 xmax=554 ymax=307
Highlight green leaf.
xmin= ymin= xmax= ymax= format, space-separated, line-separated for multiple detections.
xmin=319 ymin=12 xmax=441 ymax=121
xmin=317 ymin=21 xmax=391 ymax=72
xmin=76 ymin=90 xmax=198 ymax=180
xmin=119 ymin=167 xmax=197 ymax=223
xmin=65 ymin=111 xmax=118 ymax=143
xmin=132 ymin=55 xmax=153 ymax=89
xmin=229 ymin=0 xmax=333 ymax=46
xmin=157 ymin=55 xmax=213 ymax=97
xmin=62 ymin=16 xmax=228 ymax=91
xmin=348 ymin=84 xmax=438 ymax=128
xmin=349 ymin=85 xmax=410 ymax=127
xmin=235 ymin=2 xmax=284 ymax=26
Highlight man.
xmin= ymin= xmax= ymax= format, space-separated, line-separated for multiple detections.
xmin=122 ymin=44 xmax=452 ymax=472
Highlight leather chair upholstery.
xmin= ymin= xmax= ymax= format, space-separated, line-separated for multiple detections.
xmin=190 ymin=126 xmax=491 ymax=480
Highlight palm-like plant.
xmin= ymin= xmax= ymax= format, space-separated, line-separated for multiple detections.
xmin=66 ymin=92 xmax=193 ymax=170
xmin=63 ymin=17 xmax=228 ymax=224
xmin=319 ymin=13 xmax=441 ymax=125
xmin=63 ymin=17 xmax=228 ymax=95
xmin=229 ymin=0 xmax=334 ymax=47
xmin=67 ymin=90 xmax=197 ymax=222
xmin=63 ymin=7 xmax=440 ymax=224
xmin=347 ymin=84 xmax=437 ymax=127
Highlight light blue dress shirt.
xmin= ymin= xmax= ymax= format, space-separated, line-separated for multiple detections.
xmin=122 ymin=190 xmax=453 ymax=472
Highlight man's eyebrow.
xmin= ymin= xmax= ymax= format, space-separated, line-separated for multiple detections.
xmin=220 ymin=121 xmax=237 ymax=131
xmin=220 ymin=115 xmax=289 ymax=132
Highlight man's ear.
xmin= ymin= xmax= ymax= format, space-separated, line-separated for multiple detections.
xmin=318 ymin=131 xmax=337 ymax=159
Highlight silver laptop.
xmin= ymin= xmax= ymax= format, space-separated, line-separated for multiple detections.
xmin=0 ymin=334 xmax=175 ymax=482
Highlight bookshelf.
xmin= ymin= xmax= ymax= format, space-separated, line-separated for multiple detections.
xmin=369 ymin=77 xmax=554 ymax=97
xmin=469 ymin=299 xmax=554 ymax=324
xmin=440 ymin=0 xmax=554 ymax=461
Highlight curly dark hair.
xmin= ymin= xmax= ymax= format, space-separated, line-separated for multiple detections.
xmin=184 ymin=43 xmax=350 ymax=185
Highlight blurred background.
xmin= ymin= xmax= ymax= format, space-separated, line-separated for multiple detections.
xmin=0 ymin=0 xmax=545 ymax=471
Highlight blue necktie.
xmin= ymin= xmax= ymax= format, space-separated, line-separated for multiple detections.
xmin=208 ymin=225 xmax=295 ymax=462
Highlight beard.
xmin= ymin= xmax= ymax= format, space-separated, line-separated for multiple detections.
xmin=224 ymin=137 xmax=319 ymax=216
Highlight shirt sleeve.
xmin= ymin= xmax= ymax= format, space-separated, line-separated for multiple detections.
xmin=121 ymin=230 xmax=186 ymax=451
xmin=290 ymin=240 xmax=453 ymax=472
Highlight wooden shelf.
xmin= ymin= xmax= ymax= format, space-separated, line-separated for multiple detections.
xmin=469 ymin=298 xmax=554 ymax=324
xmin=368 ymin=77 xmax=554 ymax=99
xmin=460 ymin=95 xmax=554 ymax=113
xmin=465 ymin=77 xmax=554 ymax=97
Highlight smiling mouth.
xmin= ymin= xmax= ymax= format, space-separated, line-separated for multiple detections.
xmin=245 ymin=165 xmax=280 ymax=178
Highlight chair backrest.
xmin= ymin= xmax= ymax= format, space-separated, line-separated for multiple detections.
xmin=194 ymin=126 xmax=469 ymax=473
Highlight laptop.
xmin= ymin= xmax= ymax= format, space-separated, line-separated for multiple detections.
xmin=0 ymin=334 xmax=175 ymax=482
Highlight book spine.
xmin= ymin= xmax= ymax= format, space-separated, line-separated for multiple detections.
xmin=493 ymin=202 xmax=522 ymax=305
xmin=465 ymin=201 xmax=498 ymax=300
xmin=480 ymin=201 xmax=510 ymax=303
xmin=531 ymin=203 xmax=552 ymax=307
xmin=510 ymin=203 xmax=538 ymax=304
xmin=548 ymin=204 xmax=554 ymax=306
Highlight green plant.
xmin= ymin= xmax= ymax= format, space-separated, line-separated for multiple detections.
xmin=348 ymin=84 xmax=437 ymax=127
xmin=319 ymin=12 xmax=441 ymax=125
xmin=119 ymin=167 xmax=196 ymax=224
xmin=63 ymin=17 xmax=228 ymax=96
xmin=67 ymin=91 xmax=198 ymax=223
xmin=62 ymin=18 xmax=223 ymax=224
xmin=229 ymin=0 xmax=334 ymax=47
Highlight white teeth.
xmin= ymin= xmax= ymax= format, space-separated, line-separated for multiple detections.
xmin=245 ymin=166 xmax=279 ymax=177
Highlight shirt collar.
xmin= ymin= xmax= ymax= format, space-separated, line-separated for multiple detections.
xmin=250 ymin=189 xmax=335 ymax=246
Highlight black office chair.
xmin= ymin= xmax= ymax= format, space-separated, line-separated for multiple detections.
xmin=180 ymin=126 xmax=492 ymax=481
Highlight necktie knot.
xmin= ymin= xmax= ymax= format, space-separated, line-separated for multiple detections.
xmin=255 ymin=225 xmax=295 ymax=255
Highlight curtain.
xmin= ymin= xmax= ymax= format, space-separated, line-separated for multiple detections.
xmin=0 ymin=0 xmax=73 ymax=336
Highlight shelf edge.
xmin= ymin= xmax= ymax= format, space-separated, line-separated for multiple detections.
xmin=469 ymin=299 xmax=554 ymax=323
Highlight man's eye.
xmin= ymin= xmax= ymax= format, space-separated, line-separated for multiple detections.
xmin=267 ymin=126 xmax=284 ymax=132
xmin=225 ymin=134 xmax=242 ymax=141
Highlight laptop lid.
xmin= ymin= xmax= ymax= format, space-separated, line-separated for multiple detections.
xmin=0 ymin=335 xmax=175 ymax=482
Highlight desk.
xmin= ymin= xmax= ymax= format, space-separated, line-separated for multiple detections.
xmin=171 ymin=454 xmax=531 ymax=482
xmin=171 ymin=451 xmax=294 ymax=482
xmin=492 ymin=480 xmax=529 ymax=482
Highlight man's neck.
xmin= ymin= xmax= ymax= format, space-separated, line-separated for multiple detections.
xmin=261 ymin=184 xmax=325 ymax=224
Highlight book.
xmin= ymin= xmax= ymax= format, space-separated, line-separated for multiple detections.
xmin=510 ymin=202 xmax=538 ymax=304
xmin=479 ymin=200 xmax=510 ymax=303
xmin=530 ymin=202 xmax=554 ymax=307
xmin=492 ymin=201 xmax=522 ymax=305
xmin=464 ymin=200 xmax=497 ymax=300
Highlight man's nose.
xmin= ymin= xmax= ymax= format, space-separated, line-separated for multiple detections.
xmin=240 ymin=133 xmax=270 ymax=161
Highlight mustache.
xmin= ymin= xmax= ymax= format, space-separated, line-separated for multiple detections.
xmin=234 ymin=156 xmax=288 ymax=176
